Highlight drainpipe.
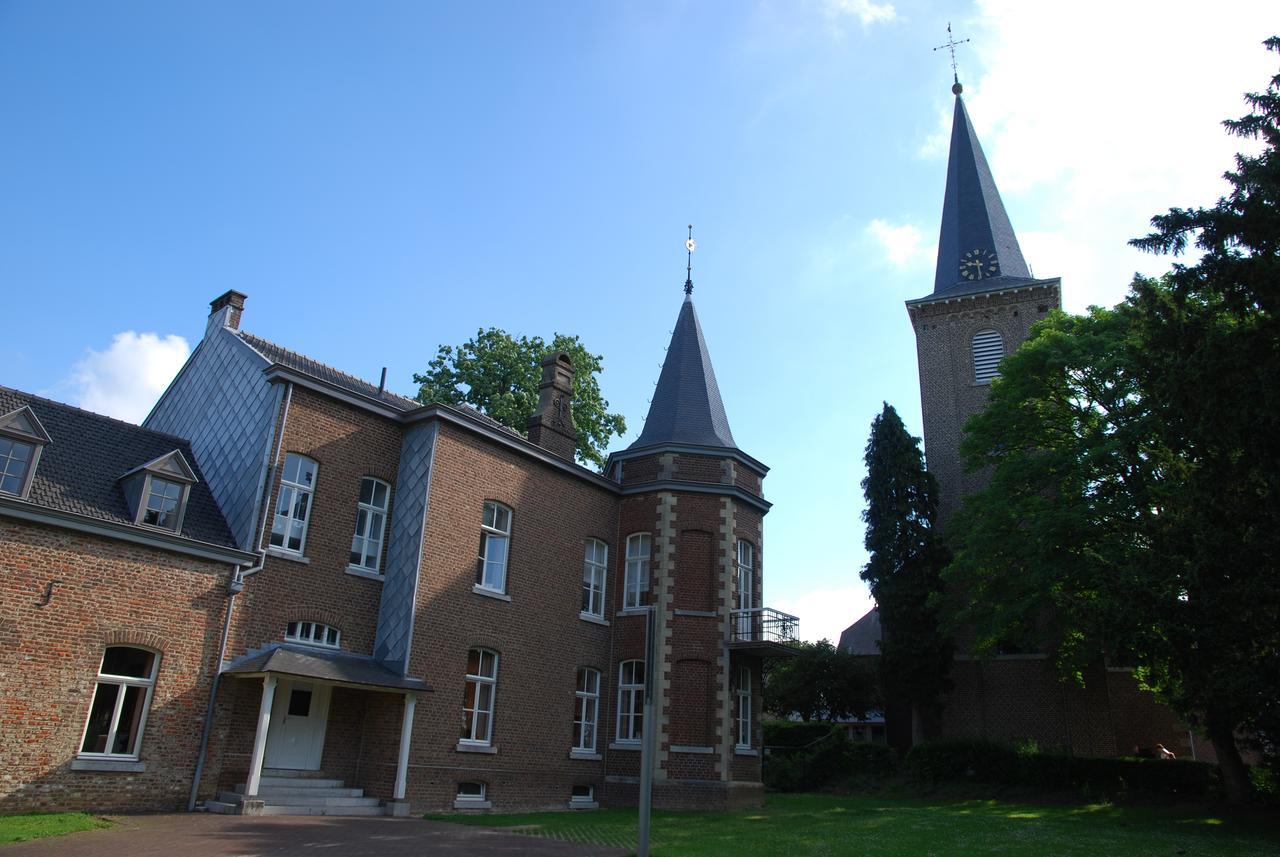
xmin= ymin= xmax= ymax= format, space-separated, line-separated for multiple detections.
xmin=244 ymin=382 xmax=293 ymax=578
xmin=187 ymin=564 xmax=244 ymax=811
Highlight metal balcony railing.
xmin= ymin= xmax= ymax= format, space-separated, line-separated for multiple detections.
xmin=730 ymin=607 xmax=800 ymax=646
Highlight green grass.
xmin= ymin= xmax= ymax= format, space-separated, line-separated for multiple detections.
xmin=0 ymin=813 xmax=110 ymax=845
xmin=427 ymin=793 xmax=1280 ymax=856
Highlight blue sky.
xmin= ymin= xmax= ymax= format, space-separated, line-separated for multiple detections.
xmin=2 ymin=0 xmax=1274 ymax=642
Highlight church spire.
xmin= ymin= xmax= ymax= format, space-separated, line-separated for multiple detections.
xmin=930 ymin=83 xmax=1034 ymax=297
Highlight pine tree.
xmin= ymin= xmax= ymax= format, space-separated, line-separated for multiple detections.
xmin=859 ymin=403 xmax=953 ymax=744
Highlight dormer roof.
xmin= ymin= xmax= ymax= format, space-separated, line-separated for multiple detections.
xmin=0 ymin=405 xmax=51 ymax=444
xmin=119 ymin=449 xmax=198 ymax=484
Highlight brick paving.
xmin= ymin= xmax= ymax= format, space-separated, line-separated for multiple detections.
xmin=4 ymin=813 xmax=629 ymax=857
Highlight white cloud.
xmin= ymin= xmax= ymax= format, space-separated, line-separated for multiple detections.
xmin=65 ymin=332 xmax=190 ymax=424
xmin=866 ymin=218 xmax=930 ymax=266
xmin=823 ymin=0 xmax=896 ymax=30
xmin=774 ymin=584 xmax=876 ymax=645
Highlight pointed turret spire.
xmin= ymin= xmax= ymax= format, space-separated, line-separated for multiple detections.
xmin=930 ymin=87 xmax=1034 ymax=297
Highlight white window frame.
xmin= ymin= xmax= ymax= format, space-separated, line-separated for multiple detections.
xmin=616 ymin=660 xmax=645 ymax=743
xmin=623 ymin=533 xmax=651 ymax=610
xmin=735 ymin=540 xmax=755 ymax=639
xmin=461 ymin=648 xmax=499 ymax=746
xmin=270 ymin=453 xmax=318 ymax=555
xmin=572 ymin=668 xmax=600 ymax=754
xmin=581 ymin=539 xmax=608 ymax=618
xmin=454 ymin=781 xmax=490 ymax=809
xmin=348 ymin=476 xmax=391 ymax=573
xmin=78 ymin=647 xmax=160 ymax=760
xmin=0 ymin=436 xmax=38 ymax=498
xmin=285 ymin=621 xmax=341 ymax=649
xmin=569 ymin=784 xmax=596 ymax=807
xmin=139 ymin=474 xmax=187 ymax=532
xmin=735 ymin=665 xmax=753 ymax=750
xmin=476 ymin=501 xmax=512 ymax=594
xmin=972 ymin=328 xmax=1005 ymax=385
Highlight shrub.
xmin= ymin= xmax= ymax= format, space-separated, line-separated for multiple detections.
xmin=762 ymin=723 xmax=899 ymax=792
xmin=763 ymin=720 xmax=840 ymax=749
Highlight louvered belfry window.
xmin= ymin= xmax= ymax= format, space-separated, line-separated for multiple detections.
xmin=972 ymin=329 xmax=1005 ymax=384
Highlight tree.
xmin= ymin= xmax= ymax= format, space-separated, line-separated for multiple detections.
xmin=947 ymin=39 xmax=1280 ymax=801
xmin=414 ymin=328 xmax=626 ymax=469
xmin=859 ymin=403 xmax=953 ymax=743
xmin=764 ymin=639 xmax=878 ymax=723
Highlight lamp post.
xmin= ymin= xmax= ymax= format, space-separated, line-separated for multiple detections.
xmin=637 ymin=603 xmax=657 ymax=856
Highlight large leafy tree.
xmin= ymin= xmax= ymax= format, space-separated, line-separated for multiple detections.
xmin=764 ymin=639 xmax=878 ymax=723
xmin=859 ymin=403 xmax=952 ymax=743
xmin=414 ymin=328 xmax=626 ymax=469
xmin=948 ymin=39 xmax=1280 ymax=802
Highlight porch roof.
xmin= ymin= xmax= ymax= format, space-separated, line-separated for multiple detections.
xmin=223 ymin=644 xmax=431 ymax=692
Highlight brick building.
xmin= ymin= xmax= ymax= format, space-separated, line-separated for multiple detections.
xmin=0 ymin=388 xmax=255 ymax=813
xmin=840 ymin=81 xmax=1199 ymax=759
xmin=116 ymin=282 xmax=798 ymax=815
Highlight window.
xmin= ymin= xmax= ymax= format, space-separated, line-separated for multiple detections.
xmin=972 ymin=329 xmax=1005 ymax=384
xmin=285 ymin=621 xmax=340 ymax=648
xmin=79 ymin=647 xmax=159 ymax=758
xmin=270 ymin=454 xmax=317 ymax=554
xmin=573 ymin=668 xmax=600 ymax=753
xmin=616 ymin=660 xmax=645 ymax=743
xmin=623 ymin=533 xmax=651 ymax=609
xmin=141 ymin=477 xmax=184 ymax=530
xmin=735 ymin=665 xmax=753 ymax=749
xmin=461 ymin=648 xmax=498 ymax=745
xmin=476 ymin=502 xmax=512 ymax=593
xmin=735 ymin=540 xmax=755 ymax=639
xmin=0 ymin=437 xmax=36 ymax=496
xmin=349 ymin=477 xmax=390 ymax=571
xmin=581 ymin=539 xmax=608 ymax=617
xmin=570 ymin=784 xmax=595 ymax=805
xmin=455 ymin=781 xmax=487 ymax=804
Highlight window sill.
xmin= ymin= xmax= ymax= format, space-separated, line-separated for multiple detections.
xmin=578 ymin=612 xmax=609 ymax=627
xmin=267 ymin=548 xmax=310 ymax=564
xmin=569 ymin=750 xmax=602 ymax=761
xmin=670 ymin=745 xmax=714 ymax=755
xmin=609 ymin=741 xmax=641 ymax=751
xmin=456 ymin=741 xmax=498 ymax=754
xmin=568 ymin=800 xmax=599 ymax=810
xmin=616 ymin=608 xmax=649 ymax=617
xmin=472 ymin=584 xmax=511 ymax=602
xmin=734 ymin=747 xmax=759 ymax=757
xmin=453 ymin=799 xmax=492 ymax=810
xmin=71 ymin=758 xmax=146 ymax=773
xmin=673 ymin=609 xmax=717 ymax=617
xmin=344 ymin=565 xmax=385 ymax=581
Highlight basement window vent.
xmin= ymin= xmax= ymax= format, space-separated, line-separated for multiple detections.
xmin=972 ymin=329 xmax=1005 ymax=385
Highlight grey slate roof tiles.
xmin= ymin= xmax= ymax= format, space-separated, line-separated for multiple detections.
xmin=223 ymin=643 xmax=430 ymax=691
xmin=838 ymin=607 xmax=882 ymax=656
xmin=628 ymin=296 xmax=737 ymax=452
xmin=0 ymin=386 xmax=238 ymax=549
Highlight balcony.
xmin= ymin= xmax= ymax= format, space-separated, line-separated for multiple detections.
xmin=729 ymin=607 xmax=801 ymax=657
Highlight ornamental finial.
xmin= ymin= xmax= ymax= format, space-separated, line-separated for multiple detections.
xmin=933 ymin=22 xmax=970 ymax=94
xmin=684 ymin=224 xmax=696 ymax=296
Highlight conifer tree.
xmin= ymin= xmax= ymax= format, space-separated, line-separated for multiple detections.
xmin=859 ymin=403 xmax=952 ymax=744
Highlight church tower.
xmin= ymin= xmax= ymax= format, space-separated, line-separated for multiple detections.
xmin=604 ymin=251 xmax=776 ymax=809
xmin=907 ymin=80 xmax=1062 ymax=523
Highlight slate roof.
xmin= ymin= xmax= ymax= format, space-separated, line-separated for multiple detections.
xmin=838 ymin=608 xmax=882 ymax=656
xmin=628 ymin=296 xmax=737 ymax=452
xmin=238 ymin=331 xmax=421 ymax=411
xmin=930 ymin=94 xmax=1033 ymax=297
xmin=223 ymin=643 xmax=430 ymax=692
xmin=0 ymin=386 xmax=238 ymax=549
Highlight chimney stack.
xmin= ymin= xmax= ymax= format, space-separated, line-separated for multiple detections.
xmin=207 ymin=291 xmax=248 ymax=335
xmin=527 ymin=352 xmax=577 ymax=461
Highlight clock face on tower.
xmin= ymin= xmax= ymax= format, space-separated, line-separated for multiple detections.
xmin=959 ymin=248 xmax=1000 ymax=281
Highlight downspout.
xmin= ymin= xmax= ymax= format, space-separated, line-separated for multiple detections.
xmin=187 ymin=565 xmax=244 ymax=811
xmin=245 ymin=382 xmax=293 ymax=577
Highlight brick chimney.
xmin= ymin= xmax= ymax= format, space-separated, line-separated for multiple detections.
xmin=207 ymin=290 xmax=247 ymax=335
xmin=527 ymin=352 xmax=577 ymax=461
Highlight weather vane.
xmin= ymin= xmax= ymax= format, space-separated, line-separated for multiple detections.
xmin=933 ymin=22 xmax=970 ymax=93
xmin=684 ymin=224 xmax=696 ymax=296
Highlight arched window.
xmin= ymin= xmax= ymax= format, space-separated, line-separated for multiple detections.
xmin=616 ymin=660 xmax=645 ymax=742
xmin=972 ymin=329 xmax=1005 ymax=384
xmin=271 ymin=453 xmax=318 ymax=554
xmin=476 ymin=502 xmax=512 ymax=593
xmin=735 ymin=540 xmax=755 ymax=640
xmin=735 ymin=665 xmax=753 ymax=750
xmin=285 ymin=621 xmax=340 ymax=648
xmin=581 ymin=539 xmax=608 ymax=618
xmin=461 ymin=648 xmax=499 ymax=745
xmin=349 ymin=477 xmax=391 ymax=572
xmin=572 ymin=668 xmax=600 ymax=754
xmin=79 ymin=647 xmax=160 ymax=758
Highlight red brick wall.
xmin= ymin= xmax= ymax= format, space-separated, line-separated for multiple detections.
xmin=0 ymin=519 xmax=232 ymax=812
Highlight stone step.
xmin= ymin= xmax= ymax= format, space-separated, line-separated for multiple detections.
xmin=260 ymin=804 xmax=386 ymax=817
xmin=203 ymin=801 xmax=237 ymax=815
xmin=261 ymin=768 xmax=333 ymax=778
xmin=230 ymin=785 xmax=366 ymax=798
xmin=219 ymin=792 xmax=380 ymax=808
xmin=239 ymin=776 xmax=346 ymax=790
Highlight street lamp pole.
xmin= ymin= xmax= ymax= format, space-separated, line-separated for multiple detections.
xmin=637 ymin=603 xmax=657 ymax=856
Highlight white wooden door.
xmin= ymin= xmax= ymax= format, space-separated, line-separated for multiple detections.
xmin=264 ymin=680 xmax=331 ymax=770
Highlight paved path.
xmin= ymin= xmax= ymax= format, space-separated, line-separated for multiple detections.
xmin=4 ymin=813 xmax=629 ymax=857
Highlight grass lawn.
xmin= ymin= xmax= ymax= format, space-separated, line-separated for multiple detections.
xmin=0 ymin=813 xmax=110 ymax=845
xmin=428 ymin=793 xmax=1280 ymax=857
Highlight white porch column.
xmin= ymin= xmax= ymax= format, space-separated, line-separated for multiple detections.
xmin=393 ymin=692 xmax=417 ymax=800
xmin=245 ymin=675 xmax=278 ymax=797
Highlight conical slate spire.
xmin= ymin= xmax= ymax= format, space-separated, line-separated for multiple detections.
xmin=629 ymin=296 xmax=736 ymax=451
xmin=932 ymin=93 xmax=1034 ymax=296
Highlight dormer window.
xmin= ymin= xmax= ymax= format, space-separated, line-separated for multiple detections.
xmin=118 ymin=450 xmax=197 ymax=534
xmin=0 ymin=405 xmax=51 ymax=499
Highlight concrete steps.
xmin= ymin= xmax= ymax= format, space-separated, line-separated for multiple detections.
xmin=206 ymin=771 xmax=387 ymax=817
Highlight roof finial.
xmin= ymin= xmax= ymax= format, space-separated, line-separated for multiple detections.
xmin=684 ymin=224 xmax=696 ymax=296
xmin=933 ymin=22 xmax=970 ymax=95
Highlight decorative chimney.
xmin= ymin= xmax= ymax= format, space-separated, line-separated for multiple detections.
xmin=207 ymin=290 xmax=247 ymax=335
xmin=526 ymin=352 xmax=577 ymax=461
